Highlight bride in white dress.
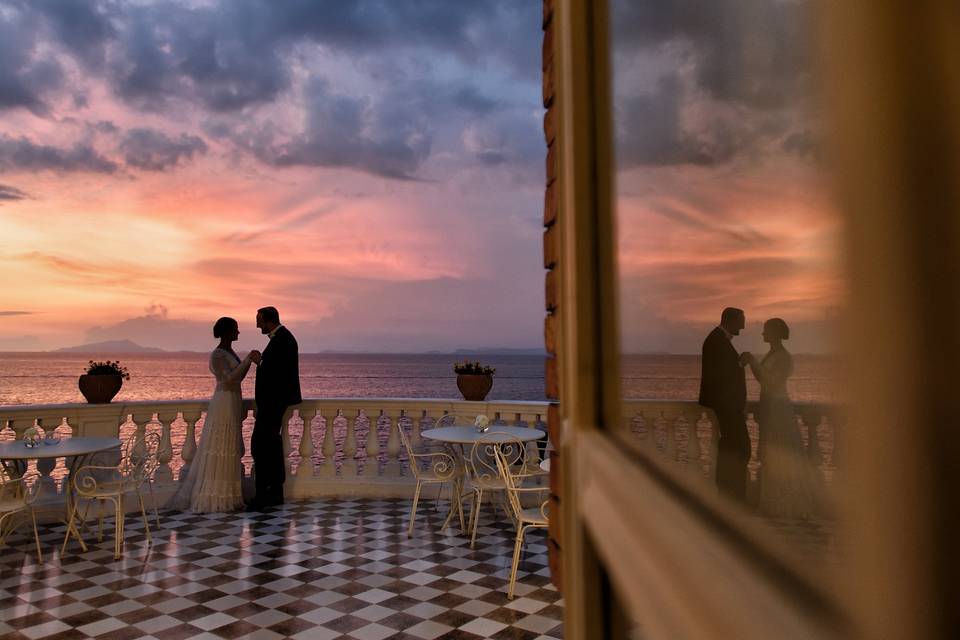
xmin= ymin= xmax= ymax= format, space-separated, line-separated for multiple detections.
xmin=744 ymin=318 xmax=817 ymax=518
xmin=169 ymin=317 xmax=259 ymax=513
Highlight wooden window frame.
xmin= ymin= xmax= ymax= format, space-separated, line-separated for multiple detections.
xmin=552 ymin=0 xmax=960 ymax=637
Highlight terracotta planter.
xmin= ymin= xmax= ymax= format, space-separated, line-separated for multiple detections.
xmin=78 ymin=374 xmax=123 ymax=404
xmin=456 ymin=374 xmax=493 ymax=401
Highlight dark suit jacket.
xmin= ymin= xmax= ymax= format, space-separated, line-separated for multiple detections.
xmin=698 ymin=326 xmax=746 ymax=413
xmin=255 ymin=326 xmax=302 ymax=407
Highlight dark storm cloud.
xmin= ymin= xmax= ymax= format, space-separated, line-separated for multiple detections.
xmin=120 ymin=128 xmax=208 ymax=171
xmin=0 ymin=4 xmax=64 ymax=114
xmin=0 ymin=135 xmax=117 ymax=173
xmin=10 ymin=0 xmax=541 ymax=178
xmin=611 ymin=0 xmax=810 ymax=110
xmin=31 ymin=0 xmax=115 ymax=70
xmin=78 ymin=0 xmax=536 ymax=114
xmin=0 ymin=184 xmax=29 ymax=202
xmin=616 ymin=77 xmax=736 ymax=167
xmin=258 ymin=79 xmax=432 ymax=180
xmin=463 ymin=109 xmax=543 ymax=167
xmin=611 ymin=0 xmax=815 ymax=168
xmin=452 ymin=86 xmax=502 ymax=116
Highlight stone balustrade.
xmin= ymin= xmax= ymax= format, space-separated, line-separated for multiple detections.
xmin=0 ymin=397 xmax=841 ymax=508
xmin=0 ymin=398 xmax=550 ymax=503
xmin=624 ymin=399 xmax=843 ymax=493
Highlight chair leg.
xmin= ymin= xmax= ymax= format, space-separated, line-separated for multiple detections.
xmin=456 ymin=485 xmax=466 ymax=532
xmin=408 ymin=482 xmax=422 ymax=537
xmin=441 ymin=478 xmax=464 ymax=532
xmin=30 ymin=509 xmax=42 ymax=563
xmin=434 ymin=483 xmax=443 ymax=511
xmin=470 ymin=489 xmax=484 ymax=549
xmin=508 ymin=524 xmax=527 ymax=600
xmin=148 ymin=480 xmax=160 ymax=530
xmin=138 ymin=491 xmax=152 ymax=544
xmin=97 ymin=501 xmax=105 ymax=543
xmin=62 ymin=501 xmax=80 ymax=555
xmin=114 ymin=497 xmax=123 ymax=560
xmin=0 ymin=513 xmax=11 ymax=547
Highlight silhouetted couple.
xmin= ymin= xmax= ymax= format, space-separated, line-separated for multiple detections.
xmin=170 ymin=306 xmax=301 ymax=513
xmin=699 ymin=307 xmax=815 ymax=517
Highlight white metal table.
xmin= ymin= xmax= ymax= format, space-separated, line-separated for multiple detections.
xmin=0 ymin=436 xmax=122 ymax=549
xmin=421 ymin=425 xmax=545 ymax=532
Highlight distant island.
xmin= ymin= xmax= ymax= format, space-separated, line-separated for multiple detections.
xmin=54 ymin=340 xmax=166 ymax=353
xmin=451 ymin=348 xmax=547 ymax=355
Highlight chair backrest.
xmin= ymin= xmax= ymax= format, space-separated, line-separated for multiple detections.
xmin=468 ymin=433 xmax=524 ymax=488
xmin=396 ymin=419 xmax=419 ymax=479
xmin=435 ymin=413 xmax=457 ymax=429
xmin=0 ymin=471 xmax=39 ymax=505
xmin=130 ymin=432 xmax=161 ymax=486
xmin=494 ymin=447 xmax=524 ymax=520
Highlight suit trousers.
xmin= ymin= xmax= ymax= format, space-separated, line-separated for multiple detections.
xmin=714 ymin=408 xmax=750 ymax=502
xmin=252 ymin=402 xmax=287 ymax=499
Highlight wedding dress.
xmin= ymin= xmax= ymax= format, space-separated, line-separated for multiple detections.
xmin=169 ymin=348 xmax=252 ymax=513
xmin=750 ymin=348 xmax=817 ymax=518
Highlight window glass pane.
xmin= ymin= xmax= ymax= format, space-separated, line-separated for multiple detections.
xmin=611 ymin=0 xmax=846 ymax=568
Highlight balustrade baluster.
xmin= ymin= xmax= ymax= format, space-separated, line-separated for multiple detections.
xmin=131 ymin=416 xmax=148 ymax=461
xmin=343 ymin=410 xmax=359 ymax=477
xmin=295 ymin=410 xmax=315 ymax=478
xmin=636 ymin=412 xmax=651 ymax=453
xmin=33 ymin=419 xmax=58 ymax=496
xmin=409 ymin=409 xmax=423 ymax=451
xmin=366 ymin=412 xmax=383 ymax=476
xmin=707 ymin=411 xmax=720 ymax=478
xmin=685 ymin=411 xmax=703 ymax=477
xmin=180 ymin=412 xmax=199 ymax=482
xmin=384 ymin=413 xmax=402 ymax=477
xmin=8 ymin=420 xmax=33 ymax=477
xmin=154 ymin=414 xmax=175 ymax=484
xmin=802 ymin=411 xmax=824 ymax=469
xmin=664 ymin=413 xmax=678 ymax=462
xmin=319 ymin=410 xmax=336 ymax=478
xmin=281 ymin=410 xmax=294 ymax=479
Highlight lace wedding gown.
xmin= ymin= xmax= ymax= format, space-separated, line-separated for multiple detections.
xmin=169 ymin=348 xmax=252 ymax=513
xmin=750 ymin=348 xmax=817 ymax=518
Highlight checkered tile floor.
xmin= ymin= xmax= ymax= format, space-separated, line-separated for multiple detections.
xmin=0 ymin=498 xmax=562 ymax=639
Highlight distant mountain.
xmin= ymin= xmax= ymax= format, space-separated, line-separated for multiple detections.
xmin=453 ymin=348 xmax=547 ymax=356
xmin=55 ymin=340 xmax=165 ymax=353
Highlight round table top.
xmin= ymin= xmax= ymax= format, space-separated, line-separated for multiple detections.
xmin=0 ymin=436 xmax=121 ymax=460
xmin=420 ymin=425 xmax=545 ymax=444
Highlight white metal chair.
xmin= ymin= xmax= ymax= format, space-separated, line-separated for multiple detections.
xmin=128 ymin=432 xmax=162 ymax=532
xmin=63 ymin=432 xmax=160 ymax=559
xmin=0 ymin=470 xmax=43 ymax=562
xmin=495 ymin=446 xmax=550 ymax=599
xmin=465 ymin=433 xmax=527 ymax=549
xmin=398 ymin=417 xmax=463 ymax=537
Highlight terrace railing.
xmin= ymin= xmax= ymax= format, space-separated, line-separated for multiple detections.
xmin=0 ymin=397 xmax=840 ymax=507
xmin=0 ymin=398 xmax=550 ymax=503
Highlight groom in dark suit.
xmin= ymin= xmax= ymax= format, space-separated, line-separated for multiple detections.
xmin=249 ymin=306 xmax=302 ymax=509
xmin=699 ymin=307 xmax=750 ymax=502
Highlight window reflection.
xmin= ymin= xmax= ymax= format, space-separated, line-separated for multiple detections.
xmin=611 ymin=0 xmax=844 ymax=564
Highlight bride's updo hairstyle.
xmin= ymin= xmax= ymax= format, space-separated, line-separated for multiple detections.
xmin=213 ymin=317 xmax=238 ymax=338
xmin=765 ymin=317 xmax=790 ymax=340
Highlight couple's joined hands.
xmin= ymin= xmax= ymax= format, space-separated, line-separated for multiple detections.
xmin=248 ymin=350 xmax=262 ymax=365
xmin=739 ymin=351 xmax=754 ymax=367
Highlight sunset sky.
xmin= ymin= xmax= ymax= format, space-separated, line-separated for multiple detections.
xmin=0 ymin=0 xmax=842 ymax=354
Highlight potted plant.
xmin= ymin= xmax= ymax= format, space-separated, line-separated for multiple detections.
xmin=78 ymin=360 xmax=130 ymax=404
xmin=454 ymin=361 xmax=496 ymax=401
